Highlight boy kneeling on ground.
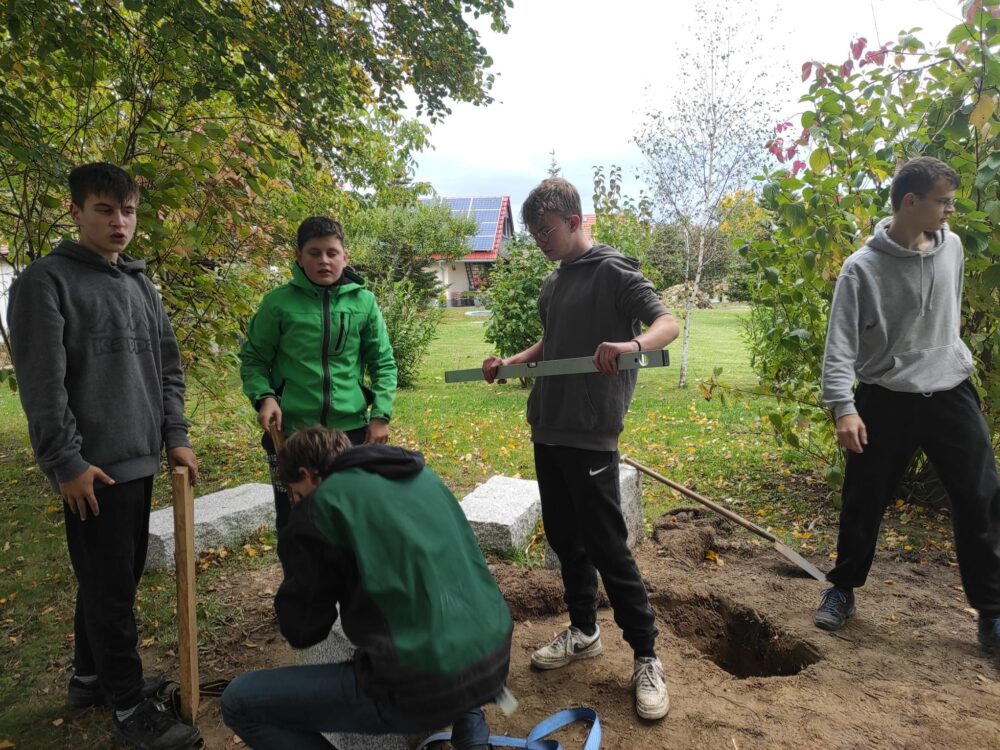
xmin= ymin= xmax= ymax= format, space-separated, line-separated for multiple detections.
xmin=221 ymin=427 xmax=513 ymax=749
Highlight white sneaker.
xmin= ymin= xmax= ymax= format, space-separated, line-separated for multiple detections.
xmin=632 ymin=656 xmax=669 ymax=720
xmin=530 ymin=625 xmax=603 ymax=670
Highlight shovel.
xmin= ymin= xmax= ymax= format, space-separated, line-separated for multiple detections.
xmin=622 ymin=456 xmax=827 ymax=581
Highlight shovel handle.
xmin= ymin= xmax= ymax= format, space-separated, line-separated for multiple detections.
xmin=622 ymin=456 xmax=777 ymax=543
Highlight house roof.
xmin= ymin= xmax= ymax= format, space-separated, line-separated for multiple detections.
xmin=420 ymin=196 xmax=513 ymax=261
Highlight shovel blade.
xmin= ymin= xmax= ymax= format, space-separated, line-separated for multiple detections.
xmin=774 ymin=541 xmax=826 ymax=581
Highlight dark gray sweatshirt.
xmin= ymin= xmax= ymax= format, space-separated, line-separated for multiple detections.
xmin=528 ymin=244 xmax=668 ymax=451
xmin=7 ymin=240 xmax=190 ymax=491
xmin=822 ymin=217 xmax=974 ymax=419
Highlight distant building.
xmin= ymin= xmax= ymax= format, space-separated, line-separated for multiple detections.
xmin=581 ymin=214 xmax=597 ymax=243
xmin=421 ymin=196 xmax=514 ymax=306
xmin=0 ymin=245 xmax=11 ymax=332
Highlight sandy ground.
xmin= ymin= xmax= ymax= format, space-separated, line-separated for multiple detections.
xmin=177 ymin=510 xmax=1000 ymax=749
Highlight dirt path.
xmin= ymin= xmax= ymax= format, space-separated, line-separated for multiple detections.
xmin=186 ymin=512 xmax=1000 ymax=749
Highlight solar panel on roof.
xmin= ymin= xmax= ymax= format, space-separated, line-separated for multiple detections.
xmin=469 ymin=236 xmax=495 ymax=251
xmin=471 ymin=197 xmax=502 ymax=210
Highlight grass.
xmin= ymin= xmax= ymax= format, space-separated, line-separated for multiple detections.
xmin=0 ymin=304 xmax=847 ymax=745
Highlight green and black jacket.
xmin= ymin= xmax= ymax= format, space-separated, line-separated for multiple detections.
xmin=275 ymin=445 xmax=512 ymax=723
xmin=239 ymin=263 xmax=397 ymax=434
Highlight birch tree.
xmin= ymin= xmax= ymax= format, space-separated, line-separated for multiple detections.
xmin=635 ymin=1 xmax=776 ymax=387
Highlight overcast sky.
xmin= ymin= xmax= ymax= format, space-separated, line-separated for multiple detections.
xmin=410 ymin=0 xmax=963 ymax=224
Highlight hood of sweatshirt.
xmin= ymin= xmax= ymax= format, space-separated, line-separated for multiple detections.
xmin=52 ymin=239 xmax=147 ymax=276
xmin=326 ymin=444 xmax=425 ymax=480
xmin=561 ymin=243 xmax=640 ymax=270
xmin=867 ymin=217 xmax=948 ymax=317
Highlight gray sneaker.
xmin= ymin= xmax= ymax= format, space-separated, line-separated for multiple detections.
xmin=530 ymin=625 xmax=603 ymax=670
xmin=814 ymin=586 xmax=856 ymax=631
xmin=632 ymin=657 xmax=669 ymax=720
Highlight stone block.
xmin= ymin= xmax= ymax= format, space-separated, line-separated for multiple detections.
xmin=145 ymin=483 xmax=274 ymax=572
xmin=459 ymin=475 xmax=541 ymax=554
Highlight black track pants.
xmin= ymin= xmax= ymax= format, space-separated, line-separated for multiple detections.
xmin=827 ymin=381 xmax=1000 ymax=616
xmin=534 ymin=443 xmax=658 ymax=655
xmin=64 ymin=475 xmax=153 ymax=710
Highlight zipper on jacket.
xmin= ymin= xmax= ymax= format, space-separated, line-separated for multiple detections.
xmin=320 ymin=288 xmax=332 ymax=426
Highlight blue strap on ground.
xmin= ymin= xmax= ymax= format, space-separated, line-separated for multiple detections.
xmin=415 ymin=706 xmax=601 ymax=750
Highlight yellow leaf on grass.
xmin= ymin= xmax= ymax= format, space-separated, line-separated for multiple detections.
xmin=0 ymin=739 xmax=15 ymax=748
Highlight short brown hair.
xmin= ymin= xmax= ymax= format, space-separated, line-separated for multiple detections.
xmin=69 ymin=162 xmax=138 ymax=208
xmin=296 ymin=216 xmax=346 ymax=251
xmin=277 ymin=426 xmax=352 ymax=484
xmin=890 ymin=156 xmax=959 ymax=211
xmin=521 ymin=177 xmax=582 ymax=229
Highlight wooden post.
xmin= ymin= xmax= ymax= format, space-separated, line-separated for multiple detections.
xmin=171 ymin=466 xmax=200 ymax=724
xmin=268 ymin=421 xmax=286 ymax=453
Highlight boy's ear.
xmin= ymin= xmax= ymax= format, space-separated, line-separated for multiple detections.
xmin=69 ymin=202 xmax=82 ymax=225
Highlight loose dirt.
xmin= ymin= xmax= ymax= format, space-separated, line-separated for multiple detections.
xmin=182 ymin=511 xmax=1000 ymax=749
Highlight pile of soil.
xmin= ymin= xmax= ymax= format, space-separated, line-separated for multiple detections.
xmin=180 ymin=511 xmax=1000 ymax=748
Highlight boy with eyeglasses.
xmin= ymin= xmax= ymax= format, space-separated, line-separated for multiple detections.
xmin=817 ymin=156 xmax=1000 ymax=661
xmin=482 ymin=177 xmax=678 ymax=720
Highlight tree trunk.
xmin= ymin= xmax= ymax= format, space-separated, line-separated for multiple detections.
xmin=678 ymin=223 xmax=709 ymax=389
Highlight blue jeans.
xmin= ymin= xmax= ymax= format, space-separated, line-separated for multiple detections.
xmin=221 ymin=662 xmax=490 ymax=750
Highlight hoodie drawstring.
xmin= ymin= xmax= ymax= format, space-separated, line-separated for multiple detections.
xmin=918 ymin=252 xmax=937 ymax=317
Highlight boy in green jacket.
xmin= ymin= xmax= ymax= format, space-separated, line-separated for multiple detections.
xmin=221 ymin=427 xmax=512 ymax=749
xmin=239 ymin=216 xmax=397 ymax=531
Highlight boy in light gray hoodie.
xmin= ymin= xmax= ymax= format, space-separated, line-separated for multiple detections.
xmin=482 ymin=177 xmax=679 ymax=719
xmin=817 ymin=156 xmax=1000 ymax=659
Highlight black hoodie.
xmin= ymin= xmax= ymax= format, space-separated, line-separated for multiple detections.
xmin=7 ymin=240 xmax=190 ymax=490
xmin=528 ymin=244 xmax=668 ymax=451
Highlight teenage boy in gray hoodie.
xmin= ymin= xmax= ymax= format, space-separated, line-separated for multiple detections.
xmin=7 ymin=163 xmax=201 ymax=750
xmin=482 ymin=177 xmax=679 ymax=720
xmin=817 ymin=156 xmax=1000 ymax=659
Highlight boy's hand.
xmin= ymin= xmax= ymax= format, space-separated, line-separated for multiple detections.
xmin=593 ymin=341 xmax=634 ymax=374
xmin=168 ymin=446 xmax=199 ymax=485
xmin=60 ymin=465 xmax=114 ymax=520
xmin=835 ymin=414 xmax=868 ymax=453
xmin=365 ymin=418 xmax=390 ymax=444
xmin=482 ymin=355 xmax=507 ymax=384
xmin=257 ymin=397 xmax=282 ymax=432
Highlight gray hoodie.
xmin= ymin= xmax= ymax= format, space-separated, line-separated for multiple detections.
xmin=7 ymin=240 xmax=190 ymax=491
xmin=528 ymin=244 xmax=668 ymax=451
xmin=822 ymin=217 xmax=974 ymax=419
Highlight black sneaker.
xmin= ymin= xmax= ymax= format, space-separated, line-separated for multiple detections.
xmin=814 ymin=586 xmax=856 ymax=631
xmin=67 ymin=674 xmax=169 ymax=709
xmin=111 ymin=700 xmax=201 ymax=750
xmin=978 ymin=616 xmax=1000 ymax=654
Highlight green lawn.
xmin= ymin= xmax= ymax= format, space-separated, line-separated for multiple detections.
xmin=0 ymin=304 xmax=839 ymax=746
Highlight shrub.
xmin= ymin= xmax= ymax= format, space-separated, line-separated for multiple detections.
xmin=371 ymin=278 xmax=442 ymax=389
xmin=484 ymin=237 xmax=552 ymax=368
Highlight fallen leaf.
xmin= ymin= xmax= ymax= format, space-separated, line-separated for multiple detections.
xmin=51 ymin=719 xmax=63 ymax=727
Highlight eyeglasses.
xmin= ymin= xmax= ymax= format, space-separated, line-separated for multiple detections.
xmin=529 ymin=216 xmax=573 ymax=242
xmin=917 ymin=193 xmax=956 ymax=208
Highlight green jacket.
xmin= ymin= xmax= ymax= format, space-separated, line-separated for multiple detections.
xmin=276 ymin=445 xmax=512 ymax=723
xmin=239 ymin=264 xmax=397 ymax=434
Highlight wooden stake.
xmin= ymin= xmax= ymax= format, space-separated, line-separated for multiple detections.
xmin=268 ymin=421 xmax=286 ymax=453
xmin=171 ymin=466 xmax=199 ymax=724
